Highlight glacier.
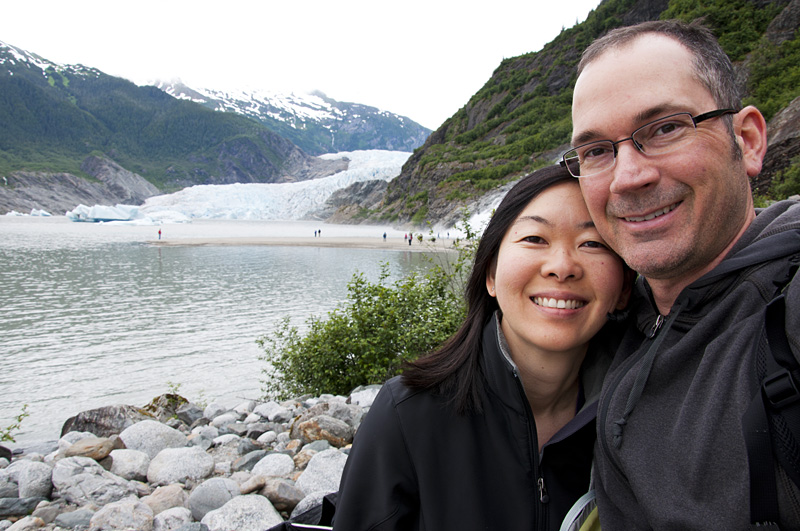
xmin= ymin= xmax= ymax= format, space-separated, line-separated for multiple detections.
xmin=61 ymin=149 xmax=504 ymax=232
xmin=140 ymin=150 xmax=410 ymax=221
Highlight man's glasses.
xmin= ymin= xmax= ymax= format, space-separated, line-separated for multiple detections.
xmin=560 ymin=109 xmax=738 ymax=178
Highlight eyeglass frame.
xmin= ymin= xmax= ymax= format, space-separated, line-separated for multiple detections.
xmin=560 ymin=108 xmax=739 ymax=178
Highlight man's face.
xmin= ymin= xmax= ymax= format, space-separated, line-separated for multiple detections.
xmin=571 ymin=35 xmax=753 ymax=286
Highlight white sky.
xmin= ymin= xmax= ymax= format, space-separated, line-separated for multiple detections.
xmin=1 ymin=0 xmax=601 ymax=130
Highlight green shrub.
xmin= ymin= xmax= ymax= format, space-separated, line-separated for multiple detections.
xmin=1 ymin=404 xmax=29 ymax=443
xmin=771 ymin=159 xmax=800 ymax=199
xmin=258 ymin=216 xmax=478 ymax=399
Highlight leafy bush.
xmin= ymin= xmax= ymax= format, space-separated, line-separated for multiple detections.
xmin=1 ymin=404 xmax=29 ymax=443
xmin=770 ymin=158 xmax=800 ymax=199
xmin=258 ymin=217 xmax=478 ymax=399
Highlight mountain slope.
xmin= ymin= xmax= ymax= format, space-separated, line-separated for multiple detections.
xmin=157 ymin=82 xmax=431 ymax=156
xmin=0 ymin=41 xmax=349 ymax=200
xmin=359 ymin=0 xmax=800 ymax=226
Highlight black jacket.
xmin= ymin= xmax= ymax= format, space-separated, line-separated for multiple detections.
xmin=333 ymin=314 xmax=617 ymax=531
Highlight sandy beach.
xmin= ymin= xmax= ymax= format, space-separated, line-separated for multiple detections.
xmin=149 ymin=236 xmax=458 ymax=252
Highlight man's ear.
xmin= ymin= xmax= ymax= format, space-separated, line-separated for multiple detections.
xmin=615 ymin=268 xmax=636 ymax=310
xmin=735 ymin=105 xmax=768 ymax=178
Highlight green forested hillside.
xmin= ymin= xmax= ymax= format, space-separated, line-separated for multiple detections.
xmin=0 ymin=49 xmax=319 ymax=191
xmin=374 ymin=0 xmax=800 ymax=225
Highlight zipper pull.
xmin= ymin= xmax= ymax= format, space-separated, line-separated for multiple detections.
xmin=538 ymin=477 xmax=549 ymax=503
xmin=648 ymin=314 xmax=666 ymax=339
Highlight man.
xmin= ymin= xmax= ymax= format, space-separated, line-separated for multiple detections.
xmin=564 ymin=20 xmax=800 ymax=529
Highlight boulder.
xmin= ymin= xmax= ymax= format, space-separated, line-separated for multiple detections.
xmin=120 ymin=420 xmax=188 ymax=459
xmin=153 ymin=506 xmax=193 ymax=531
xmin=295 ymin=415 xmax=353 ymax=447
xmin=51 ymin=457 xmax=136 ymax=506
xmin=61 ymin=405 xmax=154 ymax=438
xmin=295 ymin=449 xmax=348 ymax=496
xmin=187 ymin=477 xmax=240 ymax=520
xmin=65 ymin=436 xmax=115 ymax=460
xmin=109 ymin=448 xmax=150 ymax=481
xmin=251 ymin=453 xmax=295 ymax=478
xmin=141 ymin=484 xmax=188 ymax=515
xmin=16 ymin=461 xmax=52 ymax=498
xmin=200 ymin=495 xmax=282 ymax=531
xmin=147 ymin=446 xmax=214 ymax=486
xmin=89 ymin=496 xmax=154 ymax=531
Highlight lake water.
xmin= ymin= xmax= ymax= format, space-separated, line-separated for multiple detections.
xmin=0 ymin=216 xmax=441 ymax=445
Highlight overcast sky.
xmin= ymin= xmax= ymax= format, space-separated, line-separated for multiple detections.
xmin=1 ymin=0 xmax=601 ymax=130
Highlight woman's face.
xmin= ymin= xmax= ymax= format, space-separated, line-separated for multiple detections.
xmin=486 ymin=181 xmax=629 ymax=360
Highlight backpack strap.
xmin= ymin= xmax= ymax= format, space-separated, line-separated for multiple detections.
xmin=744 ymin=289 xmax=800 ymax=528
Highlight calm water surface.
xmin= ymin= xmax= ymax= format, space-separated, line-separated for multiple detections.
xmin=0 ymin=217 xmax=438 ymax=445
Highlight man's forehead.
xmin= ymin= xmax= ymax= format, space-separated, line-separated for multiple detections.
xmin=570 ymin=36 xmax=704 ymax=143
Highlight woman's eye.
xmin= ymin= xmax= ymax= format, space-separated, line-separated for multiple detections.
xmin=522 ymin=235 xmax=546 ymax=244
xmin=581 ymin=240 xmax=609 ymax=250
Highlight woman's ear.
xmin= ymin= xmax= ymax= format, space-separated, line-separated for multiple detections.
xmin=615 ymin=268 xmax=636 ymax=310
xmin=486 ymin=263 xmax=497 ymax=298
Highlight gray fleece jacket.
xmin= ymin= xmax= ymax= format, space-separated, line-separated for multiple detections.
xmin=595 ymin=200 xmax=800 ymax=530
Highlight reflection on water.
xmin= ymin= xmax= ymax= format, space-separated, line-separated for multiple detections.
xmin=0 ymin=217 xmax=438 ymax=444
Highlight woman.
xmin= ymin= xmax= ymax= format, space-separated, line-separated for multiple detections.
xmin=332 ymin=164 xmax=632 ymax=530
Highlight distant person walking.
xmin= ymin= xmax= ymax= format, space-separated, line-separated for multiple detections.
xmin=314 ymin=230 xmax=317 ymax=237
xmin=408 ymin=232 xmax=412 ymax=246
xmin=158 ymin=229 xmax=161 ymax=240
xmin=383 ymin=232 xmax=387 ymax=241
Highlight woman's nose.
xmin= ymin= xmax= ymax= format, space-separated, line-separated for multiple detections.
xmin=541 ymin=248 xmax=583 ymax=281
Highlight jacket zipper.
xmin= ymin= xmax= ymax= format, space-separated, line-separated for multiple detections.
xmin=512 ymin=369 xmax=548 ymax=527
xmin=596 ymin=313 xmax=666 ymax=479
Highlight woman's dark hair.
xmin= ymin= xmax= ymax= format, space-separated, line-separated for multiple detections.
xmin=402 ymin=164 xmax=576 ymax=414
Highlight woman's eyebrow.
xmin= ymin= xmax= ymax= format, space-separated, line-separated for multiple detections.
xmin=514 ymin=216 xmax=596 ymax=230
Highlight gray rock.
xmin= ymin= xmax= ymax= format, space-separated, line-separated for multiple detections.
xmin=290 ymin=490 xmax=328 ymax=519
xmin=233 ymin=401 xmax=256 ymax=415
xmin=200 ymin=494 xmax=282 ymax=531
xmin=0 ymin=469 xmax=19 ymax=497
xmin=141 ymin=484 xmax=188 ymax=516
xmin=295 ymin=414 xmax=354 ymax=447
xmin=173 ymin=523 xmax=209 ymax=531
xmin=257 ymin=431 xmax=278 ymax=445
xmin=16 ymin=461 xmax=52 ymax=498
xmin=51 ymin=456 xmax=136 ymax=506
xmin=6 ymin=516 xmax=45 ymax=530
xmin=303 ymin=440 xmax=332 ymax=453
xmin=153 ymin=506 xmax=193 ymax=531
xmin=295 ymin=449 xmax=348 ymax=495
xmin=253 ymin=401 xmax=293 ymax=423
xmin=349 ymin=384 xmax=382 ymax=407
xmin=61 ymin=404 xmax=154 ymax=438
xmin=232 ymin=450 xmax=267 ymax=473
xmin=251 ymin=453 xmax=295 ymax=478
xmin=260 ymin=478 xmax=305 ymax=512
xmin=120 ymin=420 xmax=188 ymax=459
xmin=237 ymin=438 xmax=261 ymax=456
xmin=147 ymin=446 xmax=214 ymax=486
xmin=109 ymin=448 xmax=150 ymax=481
xmin=58 ymin=431 xmax=99 ymax=452
xmin=188 ymin=477 xmax=240 ymax=520
xmin=31 ymin=499 xmax=63 ymax=524
xmin=0 ymin=521 xmax=10 ymax=531
xmin=0 ymin=497 xmax=45 ymax=517
xmin=210 ymin=413 xmax=238 ymax=429
xmin=54 ymin=507 xmax=95 ymax=528
xmin=203 ymin=402 xmax=228 ymax=420
xmin=89 ymin=496 xmax=154 ymax=531
xmin=176 ymin=403 xmax=204 ymax=427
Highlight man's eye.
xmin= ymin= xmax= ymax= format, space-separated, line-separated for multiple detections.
xmin=581 ymin=145 xmax=612 ymax=160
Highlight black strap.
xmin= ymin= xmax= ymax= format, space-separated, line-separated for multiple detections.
xmin=745 ymin=294 xmax=800 ymax=527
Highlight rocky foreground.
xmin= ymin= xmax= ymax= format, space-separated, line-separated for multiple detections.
xmin=0 ymin=386 xmax=382 ymax=531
